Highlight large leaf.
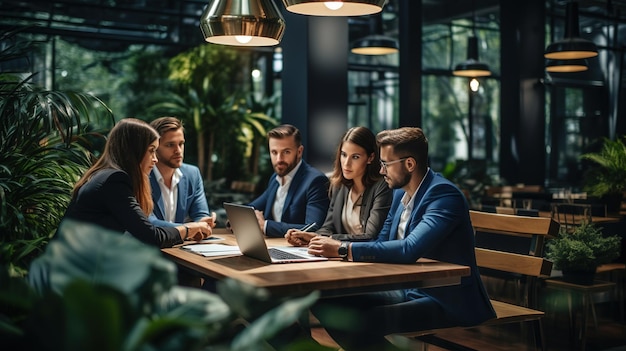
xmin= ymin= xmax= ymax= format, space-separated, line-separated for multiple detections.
xmin=28 ymin=219 xmax=177 ymax=312
xmin=230 ymin=290 xmax=321 ymax=351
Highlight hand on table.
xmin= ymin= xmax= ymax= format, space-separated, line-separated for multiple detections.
xmin=184 ymin=221 xmax=212 ymax=241
xmin=285 ymin=229 xmax=317 ymax=247
xmin=199 ymin=212 xmax=218 ymax=228
xmin=307 ymin=236 xmax=341 ymax=258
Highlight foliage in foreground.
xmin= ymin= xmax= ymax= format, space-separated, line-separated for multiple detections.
xmin=0 ymin=220 xmax=327 ymax=351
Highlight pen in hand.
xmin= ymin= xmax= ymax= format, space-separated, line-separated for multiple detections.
xmin=299 ymin=222 xmax=317 ymax=232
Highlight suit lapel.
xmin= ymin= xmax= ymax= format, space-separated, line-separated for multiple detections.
xmin=282 ymin=163 xmax=306 ymax=218
xmin=266 ymin=177 xmax=279 ymax=219
xmin=150 ymin=173 xmax=165 ymax=219
xmin=335 ymin=186 xmax=349 ymax=232
xmin=389 ymin=205 xmax=403 ymax=240
xmin=175 ymin=173 xmax=188 ymax=222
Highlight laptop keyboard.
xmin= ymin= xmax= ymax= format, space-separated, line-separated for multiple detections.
xmin=268 ymin=248 xmax=304 ymax=260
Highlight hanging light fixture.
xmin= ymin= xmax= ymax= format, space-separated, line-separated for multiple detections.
xmin=545 ymin=58 xmax=588 ymax=73
xmin=452 ymin=1 xmax=491 ymax=78
xmin=282 ymin=0 xmax=387 ymax=17
xmin=351 ymin=35 xmax=398 ymax=55
xmin=544 ymin=1 xmax=598 ymax=60
xmin=200 ymin=0 xmax=286 ymax=47
xmin=351 ymin=13 xmax=398 ymax=55
xmin=453 ymin=36 xmax=491 ymax=77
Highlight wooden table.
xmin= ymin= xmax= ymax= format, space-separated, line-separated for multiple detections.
xmin=544 ymin=278 xmax=616 ymax=351
xmin=537 ymin=211 xmax=622 ymax=224
xmin=162 ymin=234 xmax=470 ymax=297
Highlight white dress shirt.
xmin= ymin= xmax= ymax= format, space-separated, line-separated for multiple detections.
xmin=272 ymin=160 xmax=303 ymax=222
xmin=397 ymin=168 xmax=429 ymax=240
xmin=153 ymin=167 xmax=182 ymax=223
xmin=342 ymin=188 xmax=363 ymax=234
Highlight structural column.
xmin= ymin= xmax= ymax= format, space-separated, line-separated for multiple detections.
xmin=280 ymin=10 xmax=348 ymax=172
xmin=500 ymin=0 xmax=546 ymax=185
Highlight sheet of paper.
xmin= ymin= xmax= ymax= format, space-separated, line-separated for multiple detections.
xmin=181 ymin=244 xmax=241 ymax=257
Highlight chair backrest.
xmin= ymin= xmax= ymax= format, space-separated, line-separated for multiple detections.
xmin=550 ymin=202 xmax=593 ymax=232
xmin=470 ymin=210 xmax=560 ymax=257
xmin=470 ymin=210 xmax=559 ymax=307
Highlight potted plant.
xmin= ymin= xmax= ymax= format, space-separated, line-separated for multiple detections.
xmin=546 ymin=221 xmax=621 ymax=285
xmin=580 ymin=136 xmax=626 ymax=213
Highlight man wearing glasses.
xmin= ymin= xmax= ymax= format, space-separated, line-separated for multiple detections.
xmin=304 ymin=127 xmax=495 ymax=351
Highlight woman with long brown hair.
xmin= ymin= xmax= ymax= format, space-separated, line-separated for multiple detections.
xmin=285 ymin=126 xmax=392 ymax=245
xmin=61 ymin=118 xmax=211 ymax=248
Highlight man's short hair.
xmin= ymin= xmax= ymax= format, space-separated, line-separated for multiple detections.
xmin=150 ymin=117 xmax=184 ymax=136
xmin=267 ymin=124 xmax=301 ymax=146
xmin=376 ymin=127 xmax=428 ymax=168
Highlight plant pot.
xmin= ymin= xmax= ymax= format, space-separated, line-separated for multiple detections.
xmin=561 ymin=268 xmax=596 ymax=285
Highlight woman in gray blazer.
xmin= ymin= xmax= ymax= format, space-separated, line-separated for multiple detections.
xmin=285 ymin=127 xmax=392 ymax=245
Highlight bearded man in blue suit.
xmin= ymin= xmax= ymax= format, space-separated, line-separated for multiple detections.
xmin=299 ymin=127 xmax=496 ymax=350
xmin=248 ymin=124 xmax=329 ymax=238
xmin=148 ymin=117 xmax=215 ymax=228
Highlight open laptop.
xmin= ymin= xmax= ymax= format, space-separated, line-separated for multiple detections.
xmin=223 ymin=202 xmax=328 ymax=264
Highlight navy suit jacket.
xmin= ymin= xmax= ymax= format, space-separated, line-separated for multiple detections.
xmin=249 ymin=160 xmax=330 ymax=237
xmin=149 ymin=163 xmax=210 ymax=227
xmin=351 ymin=169 xmax=496 ymax=327
xmin=62 ymin=169 xmax=182 ymax=248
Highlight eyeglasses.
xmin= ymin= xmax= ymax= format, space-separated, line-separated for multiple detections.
xmin=379 ymin=157 xmax=409 ymax=170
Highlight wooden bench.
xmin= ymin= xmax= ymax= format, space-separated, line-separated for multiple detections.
xmin=388 ymin=211 xmax=560 ymax=351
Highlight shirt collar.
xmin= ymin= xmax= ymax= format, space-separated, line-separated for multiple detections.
xmin=153 ymin=166 xmax=183 ymax=184
xmin=401 ymin=167 xmax=430 ymax=209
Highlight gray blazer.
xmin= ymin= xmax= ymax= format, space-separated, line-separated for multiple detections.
xmin=317 ymin=178 xmax=392 ymax=241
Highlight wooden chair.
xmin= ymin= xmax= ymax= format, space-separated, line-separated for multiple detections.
xmin=388 ymin=211 xmax=560 ymax=351
xmin=550 ymin=202 xmax=593 ymax=232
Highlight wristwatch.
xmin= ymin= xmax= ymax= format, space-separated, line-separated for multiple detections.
xmin=338 ymin=241 xmax=349 ymax=260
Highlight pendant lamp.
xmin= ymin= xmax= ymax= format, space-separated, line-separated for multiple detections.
xmin=200 ymin=0 xmax=286 ymax=46
xmin=453 ymin=36 xmax=491 ymax=77
xmin=351 ymin=35 xmax=398 ymax=55
xmin=545 ymin=58 xmax=588 ymax=73
xmin=351 ymin=13 xmax=398 ymax=55
xmin=544 ymin=1 xmax=598 ymax=60
xmin=453 ymin=1 xmax=491 ymax=78
xmin=282 ymin=0 xmax=387 ymax=17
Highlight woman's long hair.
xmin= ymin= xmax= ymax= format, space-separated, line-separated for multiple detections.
xmin=329 ymin=126 xmax=381 ymax=189
xmin=72 ymin=118 xmax=159 ymax=215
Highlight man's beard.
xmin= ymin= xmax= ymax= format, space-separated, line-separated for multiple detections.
xmin=388 ymin=171 xmax=411 ymax=189
xmin=160 ymin=157 xmax=182 ymax=169
xmin=274 ymin=158 xmax=298 ymax=177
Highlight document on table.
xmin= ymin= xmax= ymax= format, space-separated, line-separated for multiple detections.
xmin=181 ymin=243 xmax=241 ymax=257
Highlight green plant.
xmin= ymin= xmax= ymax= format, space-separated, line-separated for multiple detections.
xmin=0 ymin=28 xmax=115 ymax=275
xmin=580 ymin=136 xmax=626 ymax=198
xmin=1 ymin=219 xmax=327 ymax=351
xmin=546 ymin=221 xmax=621 ymax=272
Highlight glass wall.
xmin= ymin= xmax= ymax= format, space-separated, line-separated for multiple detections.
xmin=421 ymin=12 xmax=501 ymax=175
xmin=544 ymin=1 xmax=624 ymax=188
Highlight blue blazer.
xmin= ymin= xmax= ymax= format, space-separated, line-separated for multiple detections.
xmin=351 ymin=169 xmax=496 ymax=328
xmin=149 ymin=163 xmax=211 ymax=227
xmin=249 ymin=160 xmax=330 ymax=237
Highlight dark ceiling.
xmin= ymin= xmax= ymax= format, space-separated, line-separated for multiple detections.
xmin=1 ymin=0 xmax=625 ymax=53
